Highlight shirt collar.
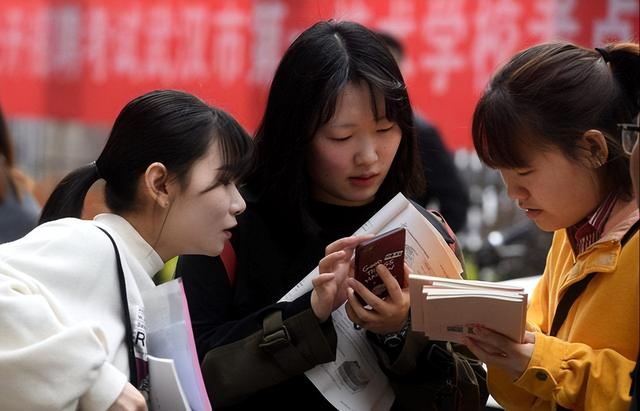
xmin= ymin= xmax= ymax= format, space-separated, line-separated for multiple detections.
xmin=567 ymin=191 xmax=619 ymax=255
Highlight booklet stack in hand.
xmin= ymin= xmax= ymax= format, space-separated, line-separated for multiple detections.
xmin=409 ymin=274 xmax=528 ymax=343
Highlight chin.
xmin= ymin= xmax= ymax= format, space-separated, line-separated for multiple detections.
xmin=533 ymin=220 xmax=561 ymax=233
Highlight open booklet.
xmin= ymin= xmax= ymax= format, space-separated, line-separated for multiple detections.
xmin=142 ymin=278 xmax=212 ymax=411
xmin=409 ymin=274 xmax=528 ymax=343
xmin=279 ymin=192 xmax=464 ymax=411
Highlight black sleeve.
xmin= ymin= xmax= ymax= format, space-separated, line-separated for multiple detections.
xmin=415 ymin=116 xmax=470 ymax=232
xmin=176 ymin=254 xmax=315 ymax=361
xmin=176 ymin=253 xmax=338 ymax=406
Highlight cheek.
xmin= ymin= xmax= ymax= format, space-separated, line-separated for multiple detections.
xmin=309 ymin=144 xmax=351 ymax=178
xmin=381 ymin=133 xmax=402 ymax=161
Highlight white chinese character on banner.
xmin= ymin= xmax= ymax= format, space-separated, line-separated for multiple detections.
xmin=86 ymin=7 xmax=110 ymax=82
xmin=50 ymin=6 xmax=82 ymax=79
xmin=419 ymin=0 xmax=467 ymax=95
xmin=176 ymin=6 xmax=209 ymax=80
xmin=143 ymin=6 xmax=174 ymax=80
xmin=593 ymin=0 xmax=639 ymax=45
xmin=377 ymin=0 xmax=417 ymax=78
xmin=377 ymin=0 xmax=416 ymax=37
xmin=248 ymin=1 xmax=287 ymax=85
xmin=553 ymin=0 xmax=580 ymax=40
xmin=334 ymin=0 xmax=373 ymax=24
xmin=472 ymin=0 xmax=523 ymax=91
xmin=112 ymin=6 xmax=142 ymax=79
xmin=26 ymin=7 xmax=51 ymax=78
xmin=212 ymin=5 xmax=249 ymax=85
xmin=528 ymin=0 xmax=580 ymax=41
xmin=0 ymin=7 xmax=25 ymax=74
xmin=525 ymin=0 xmax=555 ymax=41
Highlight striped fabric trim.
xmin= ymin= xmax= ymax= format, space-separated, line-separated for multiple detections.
xmin=567 ymin=192 xmax=619 ymax=255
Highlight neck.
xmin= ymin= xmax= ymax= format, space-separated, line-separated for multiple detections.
xmin=120 ymin=208 xmax=172 ymax=262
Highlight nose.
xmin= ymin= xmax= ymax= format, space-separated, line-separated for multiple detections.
xmin=354 ymin=135 xmax=379 ymax=166
xmin=500 ymin=171 xmax=528 ymax=201
xmin=229 ymin=184 xmax=246 ymax=216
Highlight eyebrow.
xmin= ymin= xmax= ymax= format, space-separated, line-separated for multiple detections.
xmin=329 ymin=117 xmax=392 ymax=128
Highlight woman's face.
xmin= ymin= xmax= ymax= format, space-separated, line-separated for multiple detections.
xmin=164 ymin=141 xmax=246 ymax=257
xmin=498 ymin=146 xmax=604 ymax=232
xmin=307 ymin=82 xmax=402 ymax=207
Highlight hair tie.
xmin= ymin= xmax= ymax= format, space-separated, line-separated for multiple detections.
xmin=90 ymin=161 xmax=102 ymax=179
xmin=595 ymin=47 xmax=610 ymax=63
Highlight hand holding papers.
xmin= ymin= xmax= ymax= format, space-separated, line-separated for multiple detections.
xmin=280 ymin=193 xmax=465 ymax=411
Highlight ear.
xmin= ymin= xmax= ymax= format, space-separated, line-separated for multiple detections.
xmin=144 ymin=162 xmax=171 ymax=208
xmin=578 ymin=129 xmax=609 ymax=168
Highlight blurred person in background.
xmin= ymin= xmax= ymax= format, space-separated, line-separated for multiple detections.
xmin=0 ymin=104 xmax=40 ymax=243
xmin=376 ymin=31 xmax=470 ymax=233
xmin=466 ymin=41 xmax=639 ymax=410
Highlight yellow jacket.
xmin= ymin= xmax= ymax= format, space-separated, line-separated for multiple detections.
xmin=489 ymin=201 xmax=639 ymax=410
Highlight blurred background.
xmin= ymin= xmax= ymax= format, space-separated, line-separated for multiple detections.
xmin=1 ymin=0 xmax=638 ymax=281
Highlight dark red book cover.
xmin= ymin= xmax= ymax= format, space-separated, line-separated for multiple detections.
xmin=354 ymin=227 xmax=406 ymax=301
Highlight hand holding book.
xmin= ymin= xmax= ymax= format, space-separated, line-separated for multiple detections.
xmin=346 ymin=262 xmax=411 ymax=335
xmin=463 ymin=326 xmax=536 ymax=380
xmin=409 ymin=274 xmax=528 ymax=344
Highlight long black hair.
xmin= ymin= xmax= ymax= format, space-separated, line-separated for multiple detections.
xmin=250 ymin=20 xmax=424 ymax=231
xmin=472 ymin=41 xmax=640 ymax=200
xmin=39 ymin=89 xmax=254 ymax=224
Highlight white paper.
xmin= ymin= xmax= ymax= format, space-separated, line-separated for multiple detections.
xmin=143 ymin=279 xmax=212 ymax=411
xmin=279 ymin=193 xmax=463 ymax=411
xmin=147 ymin=355 xmax=191 ymax=411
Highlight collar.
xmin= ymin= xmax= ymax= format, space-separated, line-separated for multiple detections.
xmin=567 ymin=192 xmax=618 ymax=255
xmin=93 ymin=213 xmax=164 ymax=278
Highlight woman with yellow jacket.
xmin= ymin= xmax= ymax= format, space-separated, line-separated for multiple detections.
xmin=465 ymin=41 xmax=639 ymax=410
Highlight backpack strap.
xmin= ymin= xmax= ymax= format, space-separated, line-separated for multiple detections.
xmin=220 ymin=239 xmax=237 ymax=286
xmin=96 ymin=226 xmax=138 ymax=385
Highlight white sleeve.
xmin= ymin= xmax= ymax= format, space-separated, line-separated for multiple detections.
xmin=0 ymin=259 xmax=126 ymax=411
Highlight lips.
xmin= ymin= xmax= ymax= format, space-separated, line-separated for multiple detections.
xmin=522 ymin=207 xmax=542 ymax=219
xmin=349 ymin=173 xmax=380 ymax=188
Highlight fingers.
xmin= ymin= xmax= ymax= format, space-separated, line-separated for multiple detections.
xmin=375 ymin=264 xmax=404 ymax=302
xmin=347 ymin=276 xmax=378 ymax=309
xmin=311 ymin=273 xmax=336 ymax=287
xmin=318 ymin=250 xmax=347 ymax=273
xmin=325 ymin=234 xmax=374 ymax=255
xmin=462 ymin=326 xmax=534 ymax=379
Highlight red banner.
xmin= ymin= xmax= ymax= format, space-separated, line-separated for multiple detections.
xmin=0 ymin=0 xmax=638 ymax=149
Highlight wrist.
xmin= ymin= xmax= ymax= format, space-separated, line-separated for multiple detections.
xmin=377 ymin=317 xmax=411 ymax=349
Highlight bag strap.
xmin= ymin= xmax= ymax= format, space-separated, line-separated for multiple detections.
xmin=97 ymin=226 xmax=138 ymax=385
xmin=549 ymin=273 xmax=595 ymax=337
xmin=550 ymin=220 xmax=639 ymax=338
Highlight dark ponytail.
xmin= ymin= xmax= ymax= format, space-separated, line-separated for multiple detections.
xmin=39 ymin=89 xmax=254 ymax=225
xmin=38 ymin=163 xmax=100 ymax=224
xmin=602 ymin=42 xmax=640 ymax=111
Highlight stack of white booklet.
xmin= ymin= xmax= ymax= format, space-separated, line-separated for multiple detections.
xmin=409 ymin=274 xmax=528 ymax=343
